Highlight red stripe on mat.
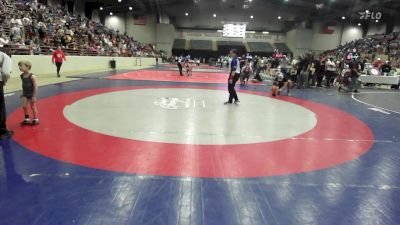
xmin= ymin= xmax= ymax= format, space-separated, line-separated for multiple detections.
xmin=163 ymin=64 xmax=221 ymax=70
xmin=107 ymin=70 xmax=264 ymax=85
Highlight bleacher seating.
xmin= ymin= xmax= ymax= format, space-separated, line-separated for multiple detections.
xmin=0 ymin=0 xmax=158 ymax=57
xmin=217 ymin=41 xmax=246 ymax=55
xmin=217 ymin=41 xmax=244 ymax=47
xmin=189 ymin=40 xmax=212 ymax=51
xmin=324 ymin=32 xmax=400 ymax=67
xmin=247 ymin=42 xmax=274 ymax=53
xmin=173 ymin=39 xmax=186 ymax=50
xmin=274 ymin=43 xmax=291 ymax=54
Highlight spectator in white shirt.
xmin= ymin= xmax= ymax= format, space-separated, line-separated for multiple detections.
xmin=0 ymin=34 xmax=9 ymax=47
xmin=326 ymin=58 xmax=336 ymax=88
xmin=10 ymin=16 xmax=18 ymax=27
xmin=10 ymin=25 xmax=22 ymax=41
xmin=15 ymin=17 xmax=23 ymax=28
xmin=22 ymin=17 xmax=31 ymax=26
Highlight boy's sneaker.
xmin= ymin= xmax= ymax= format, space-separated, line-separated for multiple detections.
xmin=224 ymin=101 xmax=232 ymax=105
xmin=0 ymin=130 xmax=14 ymax=140
xmin=20 ymin=120 xmax=30 ymax=126
xmin=31 ymin=119 xmax=40 ymax=126
xmin=234 ymin=100 xmax=240 ymax=104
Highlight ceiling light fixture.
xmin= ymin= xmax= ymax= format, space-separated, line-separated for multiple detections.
xmin=375 ymin=19 xmax=379 ymax=23
xmin=358 ymin=23 xmax=361 ymax=26
xmin=100 ymin=6 xmax=103 ymax=10
xmin=129 ymin=6 xmax=133 ymax=10
xmin=250 ymin=15 xmax=254 ymax=19
xmin=118 ymin=0 xmax=121 ymax=2
xmin=342 ymin=16 xmax=346 ymax=20
xmin=110 ymin=12 xmax=113 ymax=16
xmin=278 ymin=16 xmax=282 ymax=20
xmin=213 ymin=13 xmax=216 ymax=17
xmin=185 ymin=12 xmax=189 ymax=16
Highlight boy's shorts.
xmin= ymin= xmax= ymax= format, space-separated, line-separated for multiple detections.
xmin=20 ymin=95 xmax=33 ymax=100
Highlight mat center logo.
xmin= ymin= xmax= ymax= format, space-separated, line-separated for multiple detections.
xmin=154 ymin=97 xmax=205 ymax=109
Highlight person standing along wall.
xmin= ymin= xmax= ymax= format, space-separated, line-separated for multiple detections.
xmin=326 ymin=57 xmax=337 ymax=88
xmin=52 ymin=46 xmax=66 ymax=78
xmin=308 ymin=56 xmax=319 ymax=87
xmin=0 ymin=51 xmax=14 ymax=139
xmin=317 ymin=57 xmax=326 ymax=87
xmin=279 ymin=55 xmax=291 ymax=91
xmin=347 ymin=62 xmax=360 ymax=93
xmin=297 ymin=55 xmax=309 ymax=89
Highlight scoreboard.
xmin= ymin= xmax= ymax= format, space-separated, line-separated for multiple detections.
xmin=222 ymin=24 xmax=246 ymax=38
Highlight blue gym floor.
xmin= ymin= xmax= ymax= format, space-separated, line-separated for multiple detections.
xmin=1 ymin=67 xmax=400 ymax=225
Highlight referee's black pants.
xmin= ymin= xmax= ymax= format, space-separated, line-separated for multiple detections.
xmin=177 ymin=63 xmax=183 ymax=76
xmin=228 ymin=73 xmax=240 ymax=103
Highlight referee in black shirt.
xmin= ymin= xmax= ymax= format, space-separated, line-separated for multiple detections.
xmin=224 ymin=49 xmax=241 ymax=104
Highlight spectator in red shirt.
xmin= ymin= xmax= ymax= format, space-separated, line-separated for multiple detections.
xmin=52 ymin=46 xmax=66 ymax=78
xmin=373 ymin=58 xmax=384 ymax=69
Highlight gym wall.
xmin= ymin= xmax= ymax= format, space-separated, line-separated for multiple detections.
xmin=156 ymin=24 xmax=176 ymax=57
xmin=175 ymin=30 xmax=286 ymax=44
xmin=367 ymin=23 xmax=387 ymax=36
xmin=105 ymin=14 xmax=158 ymax=44
xmin=287 ymin=21 xmax=367 ymax=57
xmin=10 ymin=55 xmax=156 ymax=77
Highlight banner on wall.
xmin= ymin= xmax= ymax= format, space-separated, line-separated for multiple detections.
xmin=134 ymin=16 xmax=146 ymax=25
xmin=177 ymin=31 xmax=285 ymax=42
xmin=321 ymin=22 xmax=336 ymax=34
